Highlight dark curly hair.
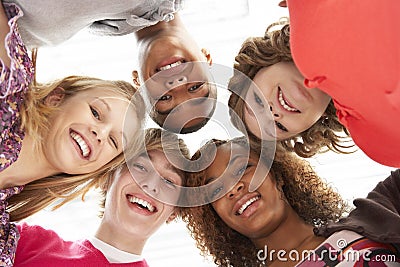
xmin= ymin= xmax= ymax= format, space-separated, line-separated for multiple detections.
xmin=182 ymin=137 xmax=349 ymax=266
xmin=228 ymin=20 xmax=353 ymax=158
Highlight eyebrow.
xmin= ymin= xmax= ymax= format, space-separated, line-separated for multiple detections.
xmin=205 ymin=154 xmax=248 ymax=184
xmin=97 ymin=97 xmax=111 ymax=111
xmin=229 ymin=153 xmax=247 ymax=166
xmin=148 ymin=154 xmax=183 ymax=183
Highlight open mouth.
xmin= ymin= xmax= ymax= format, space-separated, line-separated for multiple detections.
xmin=128 ymin=195 xmax=157 ymax=213
xmin=156 ymin=59 xmax=186 ymax=72
xmin=235 ymin=195 xmax=261 ymax=215
xmin=156 ymin=58 xmax=187 ymax=73
xmin=278 ymin=87 xmax=300 ymax=113
xmin=70 ymin=130 xmax=91 ymax=158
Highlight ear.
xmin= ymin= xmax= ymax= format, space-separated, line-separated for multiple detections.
xmin=166 ymin=211 xmax=178 ymax=224
xmin=131 ymin=70 xmax=141 ymax=87
xmin=201 ymin=48 xmax=213 ymax=66
xmin=44 ymin=87 xmax=65 ymax=107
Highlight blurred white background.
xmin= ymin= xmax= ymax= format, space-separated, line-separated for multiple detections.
xmin=25 ymin=0 xmax=395 ymax=266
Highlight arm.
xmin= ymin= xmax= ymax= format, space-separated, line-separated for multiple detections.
xmin=316 ymin=170 xmax=400 ymax=244
xmin=0 ymin=3 xmax=10 ymax=68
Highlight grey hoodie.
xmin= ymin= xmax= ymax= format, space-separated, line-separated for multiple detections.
xmin=3 ymin=0 xmax=183 ymax=48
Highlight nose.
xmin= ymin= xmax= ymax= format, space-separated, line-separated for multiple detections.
xmin=227 ymin=181 xmax=245 ymax=198
xmin=165 ymin=75 xmax=187 ymax=89
xmin=91 ymin=125 xmax=109 ymax=143
xmin=269 ymin=104 xmax=280 ymax=118
xmin=140 ymin=177 xmax=159 ymax=195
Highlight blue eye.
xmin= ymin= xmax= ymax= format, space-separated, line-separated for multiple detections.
xmin=90 ymin=106 xmax=100 ymax=120
xmin=133 ymin=163 xmax=146 ymax=172
xmin=254 ymin=93 xmax=264 ymax=107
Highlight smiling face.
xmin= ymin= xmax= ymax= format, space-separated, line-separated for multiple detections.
xmin=43 ymin=87 xmax=139 ymax=175
xmin=137 ymin=25 xmax=215 ymax=132
xmin=243 ymin=62 xmax=331 ymax=140
xmin=101 ymin=150 xmax=181 ymax=242
xmin=206 ymin=143 xmax=291 ymax=240
xmin=144 ymin=62 xmax=216 ymax=132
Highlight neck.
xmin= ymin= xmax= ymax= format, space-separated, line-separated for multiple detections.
xmin=95 ymin=220 xmax=146 ymax=255
xmin=252 ymin=209 xmax=325 ymax=265
xmin=0 ymin=135 xmax=57 ymax=188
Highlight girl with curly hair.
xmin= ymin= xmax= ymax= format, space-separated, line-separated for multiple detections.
xmin=228 ymin=20 xmax=353 ymax=158
xmin=182 ymin=138 xmax=400 ymax=266
xmin=280 ymin=0 xmax=400 ymax=167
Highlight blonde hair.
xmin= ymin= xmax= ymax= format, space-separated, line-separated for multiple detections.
xmin=228 ymin=20 xmax=353 ymax=157
xmin=8 ymin=75 xmax=146 ymax=221
xmin=97 ymin=127 xmax=191 ymax=218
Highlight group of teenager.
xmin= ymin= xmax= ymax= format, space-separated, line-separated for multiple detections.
xmin=0 ymin=0 xmax=399 ymax=266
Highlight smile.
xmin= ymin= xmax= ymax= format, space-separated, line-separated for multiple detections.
xmin=157 ymin=60 xmax=185 ymax=72
xmin=278 ymin=87 xmax=300 ymax=113
xmin=128 ymin=196 xmax=156 ymax=213
xmin=236 ymin=195 xmax=260 ymax=215
xmin=70 ymin=131 xmax=90 ymax=158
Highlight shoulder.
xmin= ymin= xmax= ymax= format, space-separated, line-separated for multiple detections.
xmin=17 ymin=222 xmax=63 ymax=241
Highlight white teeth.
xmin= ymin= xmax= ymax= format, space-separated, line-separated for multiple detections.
xmin=129 ymin=196 xmax=155 ymax=212
xmin=237 ymin=196 xmax=260 ymax=215
xmin=70 ymin=132 xmax=90 ymax=158
xmin=158 ymin=60 xmax=183 ymax=71
xmin=278 ymin=89 xmax=298 ymax=112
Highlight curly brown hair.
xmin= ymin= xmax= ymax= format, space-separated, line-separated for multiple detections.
xmin=182 ymin=137 xmax=349 ymax=266
xmin=228 ymin=20 xmax=353 ymax=158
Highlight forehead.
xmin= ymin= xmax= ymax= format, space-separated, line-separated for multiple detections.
xmin=74 ymin=87 xmax=128 ymax=100
xmin=146 ymin=150 xmax=184 ymax=178
xmin=205 ymin=143 xmax=255 ymax=177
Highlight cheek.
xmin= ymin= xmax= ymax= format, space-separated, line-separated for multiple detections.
xmin=96 ymin=151 xmax=120 ymax=169
xmin=211 ymin=200 xmax=229 ymax=220
xmin=311 ymin=89 xmax=331 ymax=112
xmin=244 ymin=108 xmax=262 ymax=138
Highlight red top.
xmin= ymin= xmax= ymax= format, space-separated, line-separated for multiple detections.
xmin=287 ymin=0 xmax=400 ymax=167
xmin=14 ymin=223 xmax=149 ymax=267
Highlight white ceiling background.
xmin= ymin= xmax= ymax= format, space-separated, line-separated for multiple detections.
xmin=26 ymin=0 xmax=395 ymax=266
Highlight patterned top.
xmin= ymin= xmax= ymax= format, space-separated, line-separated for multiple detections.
xmin=0 ymin=3 xmax=34 ymax=266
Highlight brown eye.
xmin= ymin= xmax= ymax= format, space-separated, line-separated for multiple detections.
xmin=188 ymin=82 xmax=205 ymax=92
xmin=275 ymin=121 xmax=288 ymax=132
xmin=158 ymin=95 xmax=172 ymax=101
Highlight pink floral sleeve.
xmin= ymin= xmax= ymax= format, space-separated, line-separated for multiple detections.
xmin=0 ymin=3 xmax=34 ymax=266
